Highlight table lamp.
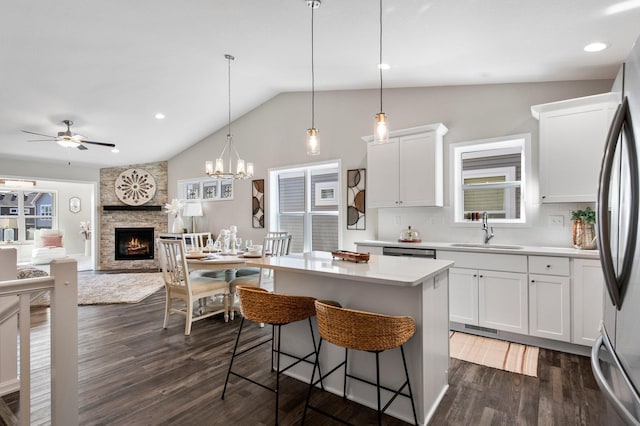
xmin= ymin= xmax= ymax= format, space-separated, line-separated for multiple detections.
xmin=182 ymin=201 xmax=203 ymax=233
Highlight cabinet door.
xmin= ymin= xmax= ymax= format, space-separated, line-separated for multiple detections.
xmin=539 ymin=104 xmax=615 ymax=203
xmin=529 ymin=274 xmax=571 ymax=342
xmin=449 ymin=267 xmax=479 ymax=325
xmin=479 ymin=270 xmax=528 ymax=334
xmin=399 ymin=131 xmax=442 ymax=206
xmin=572 ymin=259 xmax=605 ymax=345
xmin=367 ymin=138 xmax=399 ymax=208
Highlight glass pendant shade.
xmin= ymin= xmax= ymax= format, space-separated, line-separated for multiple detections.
xmin=214 ymin=158 xmax=224 ymax=174
xmin=205 ymin=160 xmax=214 ymax=175
xmin=374 ymin=112 xmax=389 ymax=144
xmin=306 ymin=128 xmax=320 ymax=155
xmin=236 ymin=159 xmax=246 ymax=176
xmin=246 ymin=162 xmax=254 ymax=177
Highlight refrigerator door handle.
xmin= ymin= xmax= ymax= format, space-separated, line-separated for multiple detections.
xmin=598 ymin=96 xmax=640 ymax=308
xmin=592 ymin=329 xmax=640 ymax=426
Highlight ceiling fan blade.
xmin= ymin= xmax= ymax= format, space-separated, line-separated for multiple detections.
xmin=82 ymin=140 xmax=116 ymax=148
xmin=27 ymin=139 xmax=55 ymax=142
xmin=21 ymin=130 xmax=56 ymax=138
xmin=77 ymin=144 xmax=89 ymax=151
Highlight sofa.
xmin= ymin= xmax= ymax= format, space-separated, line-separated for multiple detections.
xmin=31 ymin=229 xmax=67 ymax=265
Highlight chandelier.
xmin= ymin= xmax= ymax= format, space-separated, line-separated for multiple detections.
xmin=205 ymin=54 xmax=254 ymax=179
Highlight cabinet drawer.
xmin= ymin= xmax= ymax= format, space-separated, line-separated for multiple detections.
xmin=438 ymin=250 xmax=527 ymax=273
xmin=528 ymin=256 xmax=569 ymax=276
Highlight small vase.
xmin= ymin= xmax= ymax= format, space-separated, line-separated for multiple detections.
xmin=572 ymin=220 xmax=597 ymax=249
xmin=84 ymin=239 xmax=91 ymax=257
xmin=172 ymin=215 xmax=184 ymax=233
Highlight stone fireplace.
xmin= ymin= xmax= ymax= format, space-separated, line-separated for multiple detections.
xmin=115 ymin=227 xmax=155 ymax=260
xmin=99 ymin=161 xmax=168 ymax=270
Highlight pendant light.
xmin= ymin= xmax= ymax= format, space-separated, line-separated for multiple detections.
xmin=373 ymin=0 xmax=389 ymax=144
xmin=306 ymin=0 xmax=320 ymax=155
xmin=205 ymin=54 xmax=254 ymax=179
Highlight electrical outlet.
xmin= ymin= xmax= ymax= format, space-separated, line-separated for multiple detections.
xmin=549 ymin=215 xmax=564 ymax=227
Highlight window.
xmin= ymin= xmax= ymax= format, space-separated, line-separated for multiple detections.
xmin=0 ymin=190 xmax=56 ymax=241
xmin=269 ymin=161 xmax=341 ymax=253
xmin=451 ymin=134 xmax=530 ymax=224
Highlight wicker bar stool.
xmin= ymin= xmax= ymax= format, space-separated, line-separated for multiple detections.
xmin=302 ymin=301 xmax=418 ymax=426
xmin=221 ymin=286 xmax=323 ymax=425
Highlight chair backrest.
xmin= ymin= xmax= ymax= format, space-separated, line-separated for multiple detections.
xmin=157 ymin=239 xmax=190 ymax=291
xmin=266 ymin=231 xmax=288 ymax=238
xmin=182 ymin=232 xmax=212 ymax=251
xmin=263 ymin=234 xmax=291 ymax=257
xmin=236 ymin=285 xmax=316 ymax=325
xmin=314 ymin=300 xmax=416 ymax=352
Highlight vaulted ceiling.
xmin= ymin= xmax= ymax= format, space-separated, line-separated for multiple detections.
xmin=2 ymin=0 xmax=639 ymax=167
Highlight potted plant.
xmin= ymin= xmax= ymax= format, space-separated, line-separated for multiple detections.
xmin=570 ymin=207 xmax=597 ymax=249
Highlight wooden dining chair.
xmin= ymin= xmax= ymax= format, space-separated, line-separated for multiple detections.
xmin=182 ymin=232 xmax=213 ymax=252
xmin=156 ymin=238 xmax=230 ymax=335
xmin=228 ymin=234 xmax=292 ymax=320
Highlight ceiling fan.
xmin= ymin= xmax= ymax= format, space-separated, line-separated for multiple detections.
xmin=22 ymin=120 xmax=116 ymax=150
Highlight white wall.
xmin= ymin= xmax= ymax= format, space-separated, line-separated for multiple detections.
xmin=168 ymin=80 xmax=612 ymax=250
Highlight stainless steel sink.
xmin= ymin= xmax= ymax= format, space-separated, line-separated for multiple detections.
xmin=449 ymin=243 xmax=523 ymax=250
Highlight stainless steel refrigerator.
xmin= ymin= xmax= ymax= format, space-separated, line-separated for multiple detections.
xmin=592 ymin=34 xmax=640 ymax=425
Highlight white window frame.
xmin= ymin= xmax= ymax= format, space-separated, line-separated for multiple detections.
xmin=450 ymin=134 xmax=531 ymax=226
xmin=0 ymin=189 xmax=58 ymax=241
xmin=462 ymin=166 xmax=516 ymax=218
xmin=269 ymin=160 xmax=342 ymax=253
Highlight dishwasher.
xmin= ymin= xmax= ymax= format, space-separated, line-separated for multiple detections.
xmin=382 ymin=246 xmax=436 ymax=258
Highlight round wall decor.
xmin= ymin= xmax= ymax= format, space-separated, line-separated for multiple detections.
xmin=115 ymin=168 xmax=157 ymax=206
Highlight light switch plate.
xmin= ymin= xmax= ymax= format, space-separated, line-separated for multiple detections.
xmin=549 ymin=215 xmax=564 ymax=227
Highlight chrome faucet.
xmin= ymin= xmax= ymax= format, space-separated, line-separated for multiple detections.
xmin=482 ymin=212 xmax=494 ymax=244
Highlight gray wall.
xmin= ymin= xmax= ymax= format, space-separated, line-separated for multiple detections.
xmin=168 ymin=80 xmax=613 ymax=249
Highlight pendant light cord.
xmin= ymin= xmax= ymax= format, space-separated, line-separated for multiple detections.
xmin=227 ymin=55 xmax=232 ymax=137
xmin=311 ymin=5 xmax=316 ymax=129
xmin=379 ymin=0 xmax=383 ymax=113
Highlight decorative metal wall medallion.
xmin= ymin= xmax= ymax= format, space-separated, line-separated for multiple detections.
xmin=115 ymin=168 xmax=157 ymax=206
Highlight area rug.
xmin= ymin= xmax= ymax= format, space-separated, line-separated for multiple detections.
xmin=450 ymin=332 xmax=539 ymax=377
xmin=31 ymin=272 xmax=165 ymax=306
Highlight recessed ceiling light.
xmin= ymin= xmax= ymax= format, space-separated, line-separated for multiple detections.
xmin=584 ymin=42 xmax=608 ymax=52
xmin=111 ymin=148 xmax=120 ymax=153
xmin=377 ymin=63 xmax=390 ymax=70
xmin=155 ymin=113 xmax=165 ymax=120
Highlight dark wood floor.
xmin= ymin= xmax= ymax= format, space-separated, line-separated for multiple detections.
xmin=1 ymin=286 xmax=614 ymax=425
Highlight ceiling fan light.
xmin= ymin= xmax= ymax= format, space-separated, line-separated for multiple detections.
xmin=57 ymin=139 xmax=81 ymax=148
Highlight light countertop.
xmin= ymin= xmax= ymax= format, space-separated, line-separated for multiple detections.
xmin=355 ymin=240 xmax=600 ymax=260
xmin=245 ymin=251 xmax=453 ymax=287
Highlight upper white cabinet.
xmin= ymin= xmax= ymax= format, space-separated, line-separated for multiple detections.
xmin=531 ymin=93 xmax=618 ymax=203
xmin=364 ymin=123 xmax=448 ymax=208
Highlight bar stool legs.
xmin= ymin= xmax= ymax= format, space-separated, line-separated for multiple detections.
xmin=302 ymin=339 xmax=418 ymax=426
xmin=221 ymin=316 xmax=322 ymax=425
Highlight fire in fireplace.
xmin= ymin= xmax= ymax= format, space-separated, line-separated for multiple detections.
xmin=115 ymin=227 xmax=155 ymax=260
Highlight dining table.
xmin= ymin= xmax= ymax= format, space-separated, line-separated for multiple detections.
xmin=185 ymin=252 xmax=252 ymax=281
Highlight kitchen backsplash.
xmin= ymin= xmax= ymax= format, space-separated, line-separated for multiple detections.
xmin=377 ymin=203 xmax=596 ymax=248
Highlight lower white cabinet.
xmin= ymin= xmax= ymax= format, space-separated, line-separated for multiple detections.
xmin=355 ymin=244 xmax=383 ymax=255
xmin=572 ymin=259 xmax=605 ymax=345
xmin=449 ymin=267 xmax=479 ymax=325
xmin=529 ymin=274 xmax=571 ymax=342
xmin=478 ymin=270 xmax=529 ymax=334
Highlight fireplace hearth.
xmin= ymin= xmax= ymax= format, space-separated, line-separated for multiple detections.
xmin=115 ymin=227 xmax=155 ymax=260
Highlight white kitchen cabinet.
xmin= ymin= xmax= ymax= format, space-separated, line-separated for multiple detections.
xmin=438 ymin=250 xmax=528 ymax=333
xmin=364 ymin=123 xmax=448 ymax=208
xmin=528 ymin=256 xmax=571 ymax=342
xmin=531 ymin=93 xmax=618 ymax=203
xmin=449 ymin=267 xmax=479 ymax=325
xmin=572 ymin=259 xmax=605 ymax=346
xmin=478 ymin=270 xmax=529 ymax=334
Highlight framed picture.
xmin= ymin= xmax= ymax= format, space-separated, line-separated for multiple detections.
xmin=252 ymin=179 xmax=265 ymax=228
xmin=315 ymin=181 xmax=338 ymax=206
xmin=347 ymin=169 xmax=366 ymax=230
xmin=69 ymin=196 xmax=81 ymax=213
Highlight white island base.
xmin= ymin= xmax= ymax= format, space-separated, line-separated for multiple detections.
xmin=246 ymin=251 xmax=452 ymax=425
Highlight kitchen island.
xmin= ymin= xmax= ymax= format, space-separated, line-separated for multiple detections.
xmin=245 ymin=251 xmax=453 ymax=425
